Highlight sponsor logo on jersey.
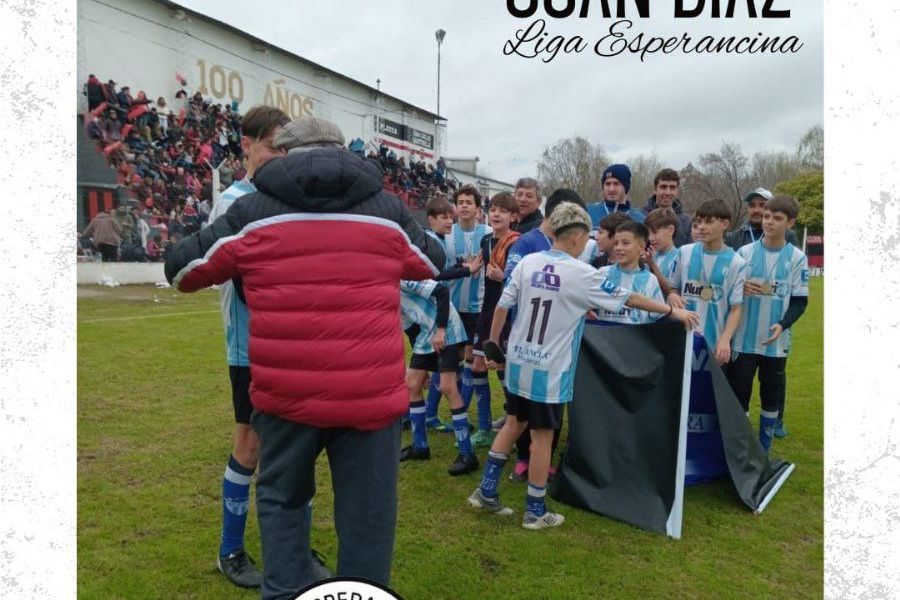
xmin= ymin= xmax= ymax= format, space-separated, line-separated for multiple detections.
xmin=530 ymin=264 xmax=561 ymax=291
xmin=682 ymin=281 xmax=723 ymax=302
xmin=512 ymin=344 xmax=552 ymax=365
xmin=801 ymin=269 xmax=809 ymax=282
xmin=600 ymin=277 xmax=618 ymax=295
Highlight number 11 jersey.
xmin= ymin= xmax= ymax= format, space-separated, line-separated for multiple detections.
xmin=499 ymin=249 xmax=630 ymax=404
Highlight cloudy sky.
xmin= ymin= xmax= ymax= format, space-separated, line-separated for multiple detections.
xmin=179 ymin=0 xmax=823 ymax=183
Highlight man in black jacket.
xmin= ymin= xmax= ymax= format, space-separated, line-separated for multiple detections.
xmin=512 ymin=177 xmax=543 ymax=233
xmin=640 ymin=168 xmax=693 ymax=247
xmin=726 ymin=187 xmax=800 ymax=250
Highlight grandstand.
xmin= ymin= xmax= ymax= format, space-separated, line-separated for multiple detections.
xmin=77 ymin=0 xmax=512 ymax=243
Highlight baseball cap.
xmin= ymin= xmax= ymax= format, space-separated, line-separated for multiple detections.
xmin=742 ymin=187 xmax=774 ymax=203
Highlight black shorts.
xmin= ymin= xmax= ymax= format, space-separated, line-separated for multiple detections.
xmin=459 ymin=312 xmax=480 ymax=346
xmin=409 ymin=343 xmax=461 ymax=373
xmin=229 ymin=365 xmax=253 ymax=424
xmin=473 ymin=311 xmax=511 ymax=356
xmin=504 ymin=390 xmax=565 ymax=430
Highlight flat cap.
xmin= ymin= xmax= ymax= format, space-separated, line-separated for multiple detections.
xmin=274 ymin=116 xmax=345 ymax=150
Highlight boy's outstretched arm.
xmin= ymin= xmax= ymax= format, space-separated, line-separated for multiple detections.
xmin=625 ymin=293 xmax=700 ymax=330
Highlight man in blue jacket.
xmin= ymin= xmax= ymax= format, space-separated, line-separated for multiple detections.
xmin=586 ymin=164 xmax=645 ymax=227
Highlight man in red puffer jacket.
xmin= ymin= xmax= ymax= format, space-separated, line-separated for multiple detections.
xmin=165 ymin=116 xmax=444 ymax=600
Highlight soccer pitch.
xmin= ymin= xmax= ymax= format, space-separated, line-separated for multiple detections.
xmin=77 ymin=279 xmax=823 ymax=599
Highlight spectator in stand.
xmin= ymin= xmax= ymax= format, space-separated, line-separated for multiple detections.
xmin=120 ymin=206 xmax=149 ymax=262
xmin=82 ymin=209 xmax=122 ymax=262
xmin=512 ymin=177 xmax=543 ymax=234
xmin=157 ymin=97 xmax=169 ymax=131
xmin=116 ymin=85 xmax=133 ymax=114
xmin=233 ymin=158 xmax=247 ymax=181
xmin=84 ymin=74 xmax=106 ymax=111
xmin=114 ymin=204 xmax=135 ymax=241
xmin=146 ymin=234 xmax=164 ymax=261
xmin=586 ymin=164 xmax=645 ymax=227
xmin=640 ymin=168 xmax=693 ymax=247
xmin=725 ymin=187 xmax=799 ymax=250
xmin=218 ymin=156 xmax=235 ymax=188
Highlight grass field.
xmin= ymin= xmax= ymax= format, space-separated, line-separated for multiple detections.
xmin=77 ymin=279 xmax=823 ymax=599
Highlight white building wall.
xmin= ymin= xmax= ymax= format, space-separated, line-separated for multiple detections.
xmin=78 ymin=0 xmax=442 ymax=159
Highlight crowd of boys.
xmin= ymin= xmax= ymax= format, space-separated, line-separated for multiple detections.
xmin=399 ymin=164 xmax=809 ymax=531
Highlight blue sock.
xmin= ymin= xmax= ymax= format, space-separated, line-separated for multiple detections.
xmin=220 ymin=455 xmax=254 ymax=557
xmin=425 ymin=372 xmax=441 ymax=423
xmin=479 ymin=451 xmax=508 ymax=498
xmin=472 ymin=370 xmax=492 ymax=431
xmin=410 ymin=400 xmax=428 ymax=450
xmin=759 ymin=409 xmax=778 ymax=452
xmin=460 ymin=361 xmax=474 ymax=411
xmin=452 ymin=406 xmax=473 ymax=454
xmin=526 ymin=482 xmax=547 ymax=516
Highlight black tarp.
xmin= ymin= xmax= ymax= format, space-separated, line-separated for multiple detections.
xmin=550 ymin=321 xmax=794 ymax=538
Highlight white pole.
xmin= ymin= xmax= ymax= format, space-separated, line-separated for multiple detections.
xmin=802 ymin=225 xmax=808 ymax=253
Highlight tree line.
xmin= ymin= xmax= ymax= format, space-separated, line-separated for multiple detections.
xmin=535 ymin=125 xmax=824 ymax=233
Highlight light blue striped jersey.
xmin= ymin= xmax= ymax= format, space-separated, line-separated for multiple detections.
xmin=499 ymin=249 xmax=631 ymax=404
xmin=596 ymin=264 xmax=664 ymax=324
xmin=653 ymin=246 xmax=680 ymax=288
xmin=445 ymin=222 xmax=491 ymax=313
xmin=400 ymin=279 xmax=467 ymax=355
xmin=671 ymin=243 xmax=746 ymax=350
xmin=209 ymin=178 xmax=257 ymax=366
xmin=732 ymin=241 xmax=809 ymax=357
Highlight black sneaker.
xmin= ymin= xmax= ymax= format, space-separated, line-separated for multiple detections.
xmin=217 ymin=549 xmax=262 ymax=589
xmin=399 ymin=445 xmax=431 ymax=461
xmin=310 ymin=548 xmax=333 ymax=581
xmin=448 ymin=452 xmax=479 ymax=476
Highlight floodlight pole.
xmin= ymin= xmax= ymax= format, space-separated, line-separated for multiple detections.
xmin=435 ymin=29 xmax=446 ymax=122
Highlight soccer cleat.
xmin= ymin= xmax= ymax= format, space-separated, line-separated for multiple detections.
xmin=310 ymin=548 xmax=333 ymax=581
xmin=470 ymin=430 xmax=496 ymax=449
xmin=508 ymin=460 xmax=528 ymax=483
xmin=491 ymin=416 xmax=507 ymax=432
xmin=429 ymin=419 xmax=456 ymax=434
xmin=773 ymin=419 xmax=789 ymax=439
xmin=468 ymin=488 xmax=514 ymax=516
xmin=217 ymin=549 xmax=262 ymax=589
xmin=448 ymin=452 xmax=479 ymax=476
xmin=522 ymin=510 xmax=566 ymax=530
xmin=399 ymin=445 xmax=431 ymax=461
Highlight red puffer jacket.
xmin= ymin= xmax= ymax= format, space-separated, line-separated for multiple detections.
xmin=165 ymin=148 xmax=444 ymax=430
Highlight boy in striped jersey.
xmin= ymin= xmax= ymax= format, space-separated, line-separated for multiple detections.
xmin=729 ymin=195 xmax=809 ymax=448
xmin=644 ymin=207 xmax=680 ymax=290
xmin=668 ymin=199 xmax=746 ymax=367
xmin=468 ymin=203 xmax=699 ymax=528
xmin=399 ymin=279 xmax=479 ymax=476
xmin=421 ymin=197 xmax=483 ymax=432
xmin=596 ymin=221 xmax=665 ymax=324
xmin=446 ymin=186 xmax=491 ymax=416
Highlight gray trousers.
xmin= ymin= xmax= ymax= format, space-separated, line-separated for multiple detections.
xmin=251 ymin=411 xmax=401 ymax=600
